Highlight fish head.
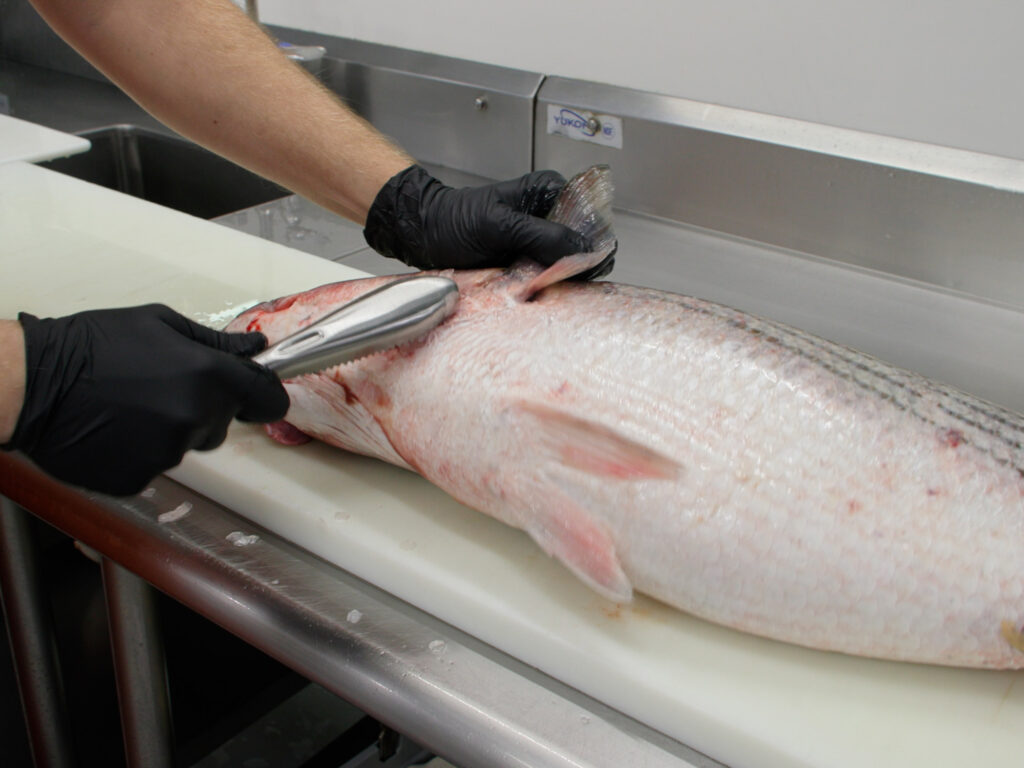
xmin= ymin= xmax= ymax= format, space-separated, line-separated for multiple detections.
xmin=231 ymin=267 xmax=529 ymax=342
xmin=227 ymin=275 xmax=439 ymax=462
xmin=228 ymin=275 xmax=400 ymax=344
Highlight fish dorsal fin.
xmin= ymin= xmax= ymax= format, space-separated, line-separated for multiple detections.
xmin=517 ymin=164 xmax=618 ymax=301
xmin=524 ymin=483 xmax=634 ymax=603
xmin=514 ymin=400 xmax=681 ymax=481
xmin=518 ymin=247 xmax=616 ymax=300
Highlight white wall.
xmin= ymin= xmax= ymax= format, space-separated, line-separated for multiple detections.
xmin=260 ymin=0 xmax=1024 ymax=161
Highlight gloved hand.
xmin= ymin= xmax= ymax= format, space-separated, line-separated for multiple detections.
xmin=3 ymin=304 xmax=288 ymax=496
xmin=363 ymin=165 xmax=615 ymax=280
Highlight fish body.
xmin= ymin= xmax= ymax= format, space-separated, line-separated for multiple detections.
xmin=231 ymin=262 xmax=1024 ymax=668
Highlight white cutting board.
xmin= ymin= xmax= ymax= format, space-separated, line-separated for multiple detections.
xmin=0 ymin=114 xmax=90 ymax=164
xmin=1 ymin=161 xmax=1021 ymax=768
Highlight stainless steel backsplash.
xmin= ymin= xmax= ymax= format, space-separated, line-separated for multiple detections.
xmin=0 ymin=0 xmax=107 ymax=82
xmin=4 ymin=5 xmax=1022 ymax=309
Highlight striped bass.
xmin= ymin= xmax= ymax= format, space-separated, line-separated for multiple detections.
xmin=229 ymin=168 xmax=1024 ymax=668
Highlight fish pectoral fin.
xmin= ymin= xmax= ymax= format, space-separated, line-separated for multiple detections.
xmin=515 ymin=400 xmax=680 ymax=480
xmin=525 ymin=488 xmax=633 ymax=604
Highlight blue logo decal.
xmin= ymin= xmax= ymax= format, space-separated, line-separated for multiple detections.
xmin=553 ymin=108 xmax=596 ymax=137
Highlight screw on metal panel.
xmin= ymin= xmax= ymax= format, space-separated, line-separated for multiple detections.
xmin=586 ymin=116 xmax=601 ymax=133
xmin=474 ymin=95 xmax=488 ymax=111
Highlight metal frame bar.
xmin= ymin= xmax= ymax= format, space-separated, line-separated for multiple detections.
xmin=0 ymin=497 xmax=76 ymax=768
xmin=101 ymin=558 xmax=175 ymax=768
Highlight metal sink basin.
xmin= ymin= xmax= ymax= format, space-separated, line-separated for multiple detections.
xmin=37 ymin=125 xmax=288 ymax=219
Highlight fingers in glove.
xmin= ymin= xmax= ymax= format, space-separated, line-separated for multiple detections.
xmin=155 ymin=304 xmax=269 ymax=357
xmin=235 ymin=361 xmax=290 ymax=423
xmin=499 ymin=209 xmax=592 ymax=264
xmin=491 ymin=170 xmax=568 ymax=218
xmin=196 ymin=345 xmax=290 ymax=426
xmin=191 ymin=418 xmax=232 ymax=453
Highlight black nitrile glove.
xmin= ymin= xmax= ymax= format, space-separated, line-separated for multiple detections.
xmin=364 ymin=164 xmax=615 ymax=279
xmin=3 ymin=304 xmax=289 ymax=496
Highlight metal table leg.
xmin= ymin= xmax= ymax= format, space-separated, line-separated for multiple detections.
xmin=101 ymin=558 xmax=174 ymax=768
xmin=0 ymin=496 xmax=76 ymax=768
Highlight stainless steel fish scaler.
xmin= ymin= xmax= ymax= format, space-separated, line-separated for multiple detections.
xmin=253 ymin=275 xmax=459 ymax=378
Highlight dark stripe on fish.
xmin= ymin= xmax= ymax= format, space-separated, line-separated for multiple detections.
xmin=610 ymin=284 xmax=1024 ymax=477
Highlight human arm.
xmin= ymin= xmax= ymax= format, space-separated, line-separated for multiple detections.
xmin=28 ymin=0 xmax=612 ymax=274
xmin=29 ymin=0 xmax=409 ymax=224
xmin=1 ymin=305 xmax=288 ymax=495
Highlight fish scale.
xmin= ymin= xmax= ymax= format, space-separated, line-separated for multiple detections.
xmin=231 ymin=168 xmax=1024 ymax=668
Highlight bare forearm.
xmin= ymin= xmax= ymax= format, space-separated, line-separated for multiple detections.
xmin=0 ymin=320 xmax=26 ymax=444
xmin=29 ymin=0 xmax=411 ymax=223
